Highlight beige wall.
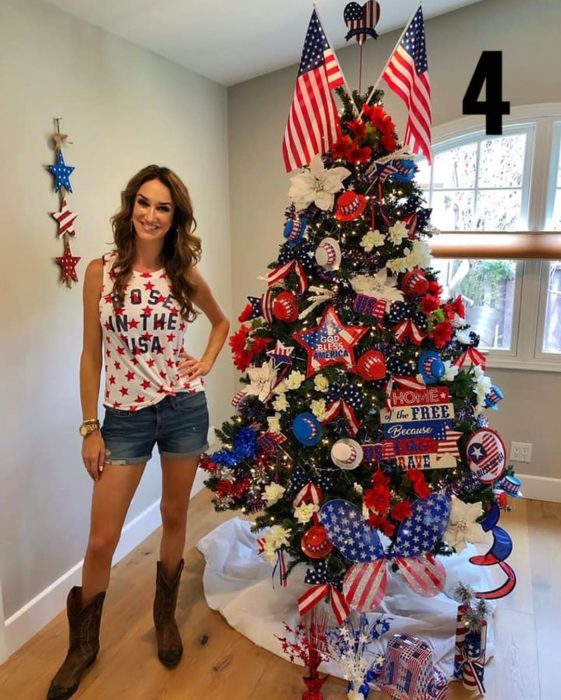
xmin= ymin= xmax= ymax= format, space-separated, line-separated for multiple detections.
xmin=0 ymin=0 xmax=232 ymax=618
xmin=228 ymin=0 xmax=561 ymax=481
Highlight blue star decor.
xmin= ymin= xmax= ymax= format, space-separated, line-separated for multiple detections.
xmin=319 ymin=499 xmax=384 ymax=562
xmin=393 ymin=493 xmax=451 ymax=557
xmin=48 ymin=151 xmax=75 ymax=193
xmin=293 ymin=306 xmax=368 ymax=377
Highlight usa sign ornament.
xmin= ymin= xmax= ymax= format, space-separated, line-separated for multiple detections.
xmin=467 ymin=428 xmax=507 ymax=484
xmin=293 ymin=306 xmax=368 ymax=377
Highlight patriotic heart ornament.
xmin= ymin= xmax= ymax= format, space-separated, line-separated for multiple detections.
xmin=344 ymin=1 xmax=381 ymax=45
xmin=467 ymin=428 xmax=506 ymax=484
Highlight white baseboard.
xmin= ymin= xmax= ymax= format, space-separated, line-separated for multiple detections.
xmin=519 ymin=473 xmax=561 ymax=503
xmin=0 ymin=428 xmax=217 ymax=664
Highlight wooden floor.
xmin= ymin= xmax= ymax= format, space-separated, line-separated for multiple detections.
xmin=1 ymin=492 xmax=559 ymax=699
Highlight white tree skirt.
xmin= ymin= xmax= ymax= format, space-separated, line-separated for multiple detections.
xmin=197 ymin=517 xmax=496 ymax=680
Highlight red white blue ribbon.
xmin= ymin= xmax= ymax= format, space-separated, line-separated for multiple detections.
xmin=321 ymin=400 xmax=361 ymax=437
xmin=298 ymin=583 xmax=350 ymax=625
xmin=454 ymin=346 xmax=487 ymax=370
xmin=267 ymin=260 xmax=308 ymax=295
xmin=394 ymin=319 xmax=425 ymax=345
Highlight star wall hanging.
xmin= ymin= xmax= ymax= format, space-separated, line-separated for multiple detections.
xmin=51 ymin=197 xmax=78 ymax=237
xmin=293 ymin=305 xmax=368 ymax=376
xmin=48 ymin=150 xmax=75 ymax=193
xmin=55 ymin=242 xmax=81 ymax=287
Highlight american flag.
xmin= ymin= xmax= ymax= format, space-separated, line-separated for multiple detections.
xmin=282 ymin=10 xmax=344 ymax=172
xmin=437 ymin=428 xmax=463 ymax=457
xmin=382 ymin=6 xmax=432 ymax=163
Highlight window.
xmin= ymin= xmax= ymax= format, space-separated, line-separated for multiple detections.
xmin=419 ymin=106 xmax=561 ymax=371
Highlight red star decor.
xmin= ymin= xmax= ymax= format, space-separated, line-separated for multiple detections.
xmin=55 ymin=242 xmax=80 ymax=287
xmin=293 ymin=305 xmax=368 ymax=376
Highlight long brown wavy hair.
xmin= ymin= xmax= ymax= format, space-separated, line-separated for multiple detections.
xmin=110 ymin=165 xmax=201 ymax=321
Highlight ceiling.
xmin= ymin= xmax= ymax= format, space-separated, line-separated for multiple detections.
xmin=38 ymin=0 xmax=482 ymax=86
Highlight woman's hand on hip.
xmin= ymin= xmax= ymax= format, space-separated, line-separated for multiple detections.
xmin=177 ymin=352 xmax=211 ymax=381
xmin=82 ymin=432 xmax=106 ymax=481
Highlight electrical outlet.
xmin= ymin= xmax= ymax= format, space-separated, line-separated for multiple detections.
xmin=510 ymin=441 xmax=532 ymax=463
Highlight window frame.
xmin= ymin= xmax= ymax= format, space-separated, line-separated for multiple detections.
xmin=425 ymin=104 xmax=561 ymax=372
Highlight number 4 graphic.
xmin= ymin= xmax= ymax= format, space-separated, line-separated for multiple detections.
xmin=463 ymin=51 xmax=510 ymax=135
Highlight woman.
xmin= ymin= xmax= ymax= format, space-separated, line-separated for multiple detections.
xmin=48 ymin=165 xmax=230 ymax=699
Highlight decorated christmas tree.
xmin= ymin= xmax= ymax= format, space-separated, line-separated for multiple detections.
xmin=201 ymin=5 xmax=517 ymax=694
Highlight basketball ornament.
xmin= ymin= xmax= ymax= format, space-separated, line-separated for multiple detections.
xmin=467 ymin=429 xmax=507 ymax=484
xmin=293 ymin=306 xmax=368 ymax=377
xmin=273 ymin=291 xmax=299 ymax=322
xmin=344 ymin=1 xmax=381 ymax=44
xmin=357 ymin=350 xmax=386 ymax=380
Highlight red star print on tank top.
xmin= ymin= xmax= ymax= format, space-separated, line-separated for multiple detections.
xmin=99 ymin=252 xmax=204 ymax=411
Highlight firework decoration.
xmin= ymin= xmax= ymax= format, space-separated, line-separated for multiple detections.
xmin=276 ymin=610 xmax=330 ymax=700
xmin=453 ymin=584 xmax=488 ymax=695
xmin=324 ymin=614 xmax=391 ymax=699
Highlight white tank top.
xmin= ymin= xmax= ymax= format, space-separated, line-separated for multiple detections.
xmin=99 ymin=251 xmax=204 ymax=411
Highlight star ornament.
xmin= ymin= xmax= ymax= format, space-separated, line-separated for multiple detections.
xmin=293 ymin=306 xmax=368 ymax=377
xmin=51 ymin=198 xmax=78 ymax=237
xmin=55 ymin=242 xmax=81 ymax=287
xmin=267 ymin=340 xmax=295 ymax=370
xmin=48 ymin=151 xmax=75 ymax=193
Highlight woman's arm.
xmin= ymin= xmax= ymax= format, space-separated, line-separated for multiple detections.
xmin=80 ymin=258 xmax=105 ymax=480
xmin=179 ymin=266 xmax=230 ymax=381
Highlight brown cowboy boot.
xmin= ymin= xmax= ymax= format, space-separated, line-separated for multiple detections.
xmin=47 ymin=587 xmax=105 ymax=699
xmin=153 ymin=559 xmax=184 ymax=668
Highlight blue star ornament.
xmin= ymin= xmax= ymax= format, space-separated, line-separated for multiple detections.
xmin=293 ymin=306 xmax=368 ymax=377
xmin=319 ymin=499 xmax=384 ymax=562
xmin=48 ymin=151 xmax=75 ymax=193
xmin=394 ymin=493 xmax=451 ymax=558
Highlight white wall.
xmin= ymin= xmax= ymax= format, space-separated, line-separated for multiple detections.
xmin=228 ymin=0 xmax=561 ymax=483
xmin=0 ymin=0 xmax=233 ymax=626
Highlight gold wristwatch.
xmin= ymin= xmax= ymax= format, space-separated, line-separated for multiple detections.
xmin=79 ymin=419 xmax=100 ymax=438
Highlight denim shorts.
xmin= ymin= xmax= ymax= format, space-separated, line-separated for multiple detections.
xmin=101 ymin=392 xmax=209 ymax=465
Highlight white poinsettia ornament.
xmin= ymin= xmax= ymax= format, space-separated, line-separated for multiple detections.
xmin=350 ymin=268 xmax=404 ymax=304
xmin=444 ymin=496 xmax=491 ymax=553
xmin=245 ymin=361 xmax=277 ymax=402
xmin=288 ymin=155 xmax=350 ymax=211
